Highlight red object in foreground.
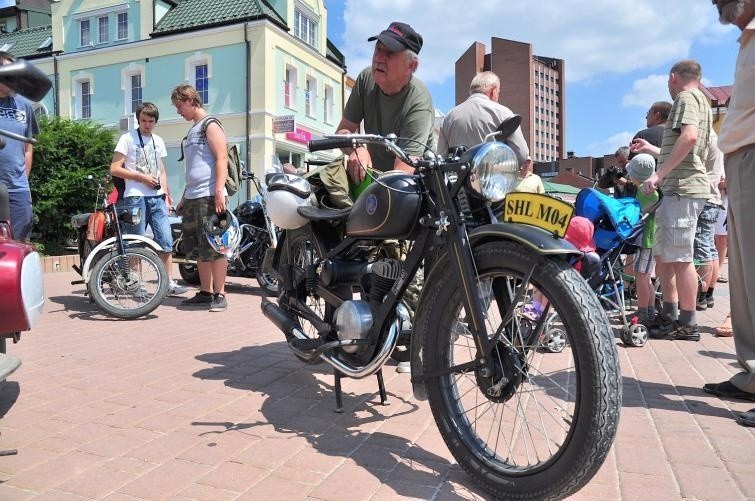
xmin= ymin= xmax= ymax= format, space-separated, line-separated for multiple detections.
xmin=0 ymin=221 xmax=44 ymax=336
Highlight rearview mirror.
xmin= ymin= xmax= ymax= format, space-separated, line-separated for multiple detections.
xmin=496 ymin=114 xmax=522 ymax=141
xmin=0 ymin=60 xmax=52 ymax=102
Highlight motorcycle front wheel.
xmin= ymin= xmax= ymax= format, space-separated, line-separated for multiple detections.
xmin=88 ymin=247 xmax=169 ymax=319
xmin=417 ymin=240 xmax=620 ymax=500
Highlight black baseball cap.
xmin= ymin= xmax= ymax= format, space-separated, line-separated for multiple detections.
xmin=367 ymin=22 xmax=423 ymax=54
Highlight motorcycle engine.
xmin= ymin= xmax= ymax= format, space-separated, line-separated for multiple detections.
xmin=333 ymin=300 xmax=372 ymax=354
xmin=331 ymin=258 xmax=402 ymax=354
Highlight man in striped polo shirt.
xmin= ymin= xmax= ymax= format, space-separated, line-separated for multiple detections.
xmin=630 ymin=59 xmax=712 ymax=342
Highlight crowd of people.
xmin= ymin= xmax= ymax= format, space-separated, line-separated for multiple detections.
xmin=1 ymin=2 xmax=753 ymax=426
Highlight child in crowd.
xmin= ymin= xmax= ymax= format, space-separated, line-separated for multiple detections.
xmin=626 ymin=153 xmax=659 ymax=325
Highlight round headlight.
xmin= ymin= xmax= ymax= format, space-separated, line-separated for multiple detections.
xmin=468 ymin=143 xmax=519 ymax=202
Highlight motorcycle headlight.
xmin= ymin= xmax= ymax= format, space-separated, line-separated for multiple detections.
xmin=468 ymin=143 xmax=519 ymax=202
xmin=121 ymin=207 xmax=142 ymax=227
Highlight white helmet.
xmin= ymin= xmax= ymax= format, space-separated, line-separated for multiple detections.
xmin=265 ymin=173 xmax=313 ymax=229
xmin=204 ymin=210 xmax=241 ymax=257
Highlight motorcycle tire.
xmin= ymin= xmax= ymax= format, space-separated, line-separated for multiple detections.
xmin=88 ymin=247 xmax=169 ymax=319
xmin=416 ymin=240 xmax=620 ymax=500
xmin=179 ymin=263 xmax=200 ymax=285
xmin=255 ymin=268 xmax=279 ymax=296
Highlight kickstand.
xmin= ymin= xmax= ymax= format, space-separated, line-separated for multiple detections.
xmin=333 ymin=367 xmax=389 ymax=413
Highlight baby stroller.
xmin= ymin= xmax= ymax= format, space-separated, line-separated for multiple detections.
xmin=574 ymin=188 xmax=661 ymax=347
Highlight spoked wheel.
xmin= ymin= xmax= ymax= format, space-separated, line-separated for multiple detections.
xmin=278 ymin=228 xmax=334 ymax=361
xmin=256 ymin=268 xmax=279 ymax=296
xmin=88 ymin=248 xmax=169 ymax=319
xmin=417 ymin=241 xmax=620 ymax=500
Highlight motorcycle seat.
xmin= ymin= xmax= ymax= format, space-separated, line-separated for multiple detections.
xmin=71 ymin=213 xmax=92 ymax=227
xmin=297 ymin=204 xmax=351 ymax=222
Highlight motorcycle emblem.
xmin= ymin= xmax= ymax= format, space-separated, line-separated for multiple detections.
xmin=365 ymin=194 xmax=378 ymax=215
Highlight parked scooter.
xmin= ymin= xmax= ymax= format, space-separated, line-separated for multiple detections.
xmin=173 ymin=167 xmax=279 ymax=295
xmin=71 ymin=176 xmax=169 ymax=319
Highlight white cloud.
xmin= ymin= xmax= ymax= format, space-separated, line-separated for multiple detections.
xmin=338 ymin=0 xmax=722 ymax=85
xmin=621 ymin=74 xmax=669 ymax=108
xmin=585 ymin=131 xmax=635 ymax=157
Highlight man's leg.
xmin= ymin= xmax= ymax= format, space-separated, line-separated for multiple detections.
xmin=725 ymin=151 xmax=755 ymax=393
xmin=8 ymin=190 xmax=32 ymax=241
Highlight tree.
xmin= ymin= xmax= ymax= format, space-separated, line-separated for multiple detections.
xmin=30 ymin=117 xmax=115 ymax=254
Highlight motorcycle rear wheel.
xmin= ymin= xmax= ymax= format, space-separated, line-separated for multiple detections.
xmin=256 ymin=268 xmax=279 ymax=296
xmin=417 ymin=240 xmax=620 ymax=500
xmin=178 ymin=263 xmax=200 ymax=285
xmin=88 ymin=247 xmax=169 ymax=319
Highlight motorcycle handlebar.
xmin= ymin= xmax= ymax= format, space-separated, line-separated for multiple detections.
xmin=308 ymin=137 xmax=359 ymax=153
xmin=309 ymin=134 xmax=413 ymax=166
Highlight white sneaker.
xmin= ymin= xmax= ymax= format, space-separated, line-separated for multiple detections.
xmin=396 ymin=361 xmax=411 ymax=374
xmin=168 ymin=281 xmax=189 ymax=296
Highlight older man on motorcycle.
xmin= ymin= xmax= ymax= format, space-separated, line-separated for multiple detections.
xmin=320 ymin=21 xmax=434 ymax=208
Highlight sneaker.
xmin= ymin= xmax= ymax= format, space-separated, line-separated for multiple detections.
xmin=647 ymin=314 xmax=674 ymax=339
xmin=210 ymin=293 xmax=227 ymax=312
xmin=167 ymin=280 xmax=189 ymax=296
xmin=707 ymin=294 xmax=715 ymax=308
xmin=522 ymin=304 xmax=542 ymax=321
xmin=696 ymin=293 xmax=708 ymax=311
xmin=668 ymin=322 xmax=700 ymax=341
xmin=396 ymin=361 xmax=411 ymax=374
xmin=181 ymin=291 xmax=214 ymax=307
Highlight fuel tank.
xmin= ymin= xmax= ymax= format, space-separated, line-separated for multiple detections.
xmin=346 ymin=172 xmax=421 ymax=240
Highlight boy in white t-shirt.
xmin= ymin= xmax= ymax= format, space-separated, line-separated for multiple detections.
xmin=109 ymin=102 xmax=187 ymax=296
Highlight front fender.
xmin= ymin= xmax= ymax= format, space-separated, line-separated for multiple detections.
xmin=469 ymin=222 xmax=581 ymax=257
xmin=81 ymin=234 xmax=163 ymax=282
xmin=410 ymin=222 xmax=581 ymax=401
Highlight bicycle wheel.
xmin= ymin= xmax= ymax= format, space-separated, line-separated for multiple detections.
xmin=88 ymin=247 xmax=169 ymax=319
xmin=417 ymin=240 xmax=620 ymax=500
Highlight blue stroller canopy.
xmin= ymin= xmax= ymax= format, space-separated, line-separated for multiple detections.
xmin=575 ymin=188 xmax=642 ymax=252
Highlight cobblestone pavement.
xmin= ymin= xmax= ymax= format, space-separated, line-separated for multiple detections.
xmin=0 ymin=265 xmax=752 ymax=500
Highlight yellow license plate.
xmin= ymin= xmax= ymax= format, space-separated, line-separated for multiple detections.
xmin=502 ymin=192 xmax=574 ymax=238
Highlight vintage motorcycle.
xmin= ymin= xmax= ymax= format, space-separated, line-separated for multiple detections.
xmin=174 ymin=168 xmax=279 ymax=295
xmin=261 ymin=119 xmax=621 ymax=500
xmin=0 ymin=60 xmax=51 ymax=387
xmin=71 ymin=176 xmax=169 ymax=319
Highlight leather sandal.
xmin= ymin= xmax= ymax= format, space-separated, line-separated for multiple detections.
xmin=715 ymin=315 xmax=733 ymax=338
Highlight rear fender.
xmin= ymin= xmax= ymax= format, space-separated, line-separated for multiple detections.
xmin=81 ymin=234 xmax=163 ymax=282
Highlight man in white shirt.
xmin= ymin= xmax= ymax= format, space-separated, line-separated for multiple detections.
xmin=109 ymin=102 xmax=187 ymax=296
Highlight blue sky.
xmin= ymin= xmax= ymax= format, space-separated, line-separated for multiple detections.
xmin=323 ymin=0 xmax=740 ymax=157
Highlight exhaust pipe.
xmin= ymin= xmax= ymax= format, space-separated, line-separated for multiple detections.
xmin=261 ymin=298 xmax=408 ymax=380
xmin=261 ymin=298 xmax=306 ymax=340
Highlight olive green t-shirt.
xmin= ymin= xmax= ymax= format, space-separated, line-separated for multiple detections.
xmin=658 ymin=88 xmax=711 ymax=198
xmin=343 ymin=67 xmax=435 ymax=172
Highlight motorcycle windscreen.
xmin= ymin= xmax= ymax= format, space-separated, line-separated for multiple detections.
xmin=0 ymin=60 xmax=53 ymax=102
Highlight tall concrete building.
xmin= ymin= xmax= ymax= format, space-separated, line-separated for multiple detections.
xmin=455 ymin=38 xmax=565 ymax=162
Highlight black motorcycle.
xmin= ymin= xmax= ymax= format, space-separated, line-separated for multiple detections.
xmin=261 ymin=118 xmax=621 ymax=500
xmin=174 ymin=170 xmax=279 ymax=295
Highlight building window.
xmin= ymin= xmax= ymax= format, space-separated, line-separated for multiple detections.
xmin=80 ymin=80 xmax=92 ymax=119
xmin=98 ymin=16 xmax=109 ymax=43
xmin=305 ymin=76 xmax=316 ymax=116
xmin=130 ymin=74 xmax=142 ymax=113
xmin=294 ymin=9 xmax=317 ymax=47
xmin=284 ymin=66 xmax=297 ymax=108
xmin=195 ymin=64 xmax=208 ymax=104
xmin=117 ymin=12 xmax=128 ymax=40
xmin=80 ymin=19 xmax=90 ymax=46
xmin=324 ymin=84 xmax=334 ymax=123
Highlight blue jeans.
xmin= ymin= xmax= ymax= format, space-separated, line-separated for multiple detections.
xmin=117 ymin=196 xmax=173 ymax=252
xmin=8 ymin=190 xmax=32 ymax=241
